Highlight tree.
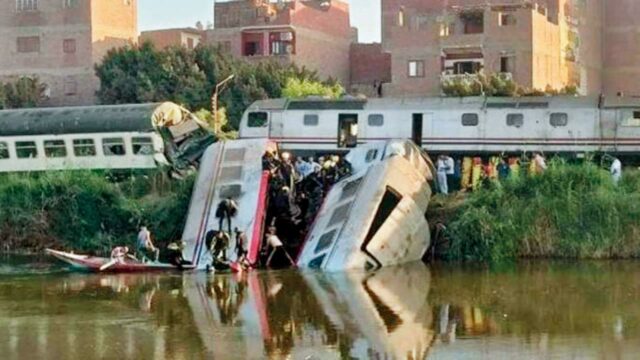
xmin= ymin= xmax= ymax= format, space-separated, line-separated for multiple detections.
xmin=282 ymin=78 xmax=344 ymax=99
xmin=442 ymin=72 xmax=580 ymax=98
xmin=2 ymin=77 xmax=46 ymax=109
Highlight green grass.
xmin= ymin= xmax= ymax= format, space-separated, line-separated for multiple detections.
xmin=0 ymin=170 xmax=194 ymax=255
xmin=445 ymin=159 xmax=640 ymax=262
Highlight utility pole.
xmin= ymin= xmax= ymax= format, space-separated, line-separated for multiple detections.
xmin=211 ymin=74 xmax=235 ymax=134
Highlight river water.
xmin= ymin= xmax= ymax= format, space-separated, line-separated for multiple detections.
xmin=1 ymin=256 xmax=639 ymax=359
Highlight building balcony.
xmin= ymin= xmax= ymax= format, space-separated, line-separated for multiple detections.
xmin=439 ymin=33 xmax=485 ymax=50
xmin=441 ymin=72 xmax=512 ymax=83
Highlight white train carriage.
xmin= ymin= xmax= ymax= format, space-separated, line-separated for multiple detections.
xmin=297 ymin=140 xmax=433 ymax=271
xmin=0 ymin=103 xmax=168 ymax=172
xmin=238 ymin=96 xmax=640 ymax=155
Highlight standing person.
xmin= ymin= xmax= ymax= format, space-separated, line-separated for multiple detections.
xmin=611 ymin=157 xmax=622 ymax=185
xmin=216 ymin=197 xmax=238 ymax=234
xmin=265 ymin=226 xmax=296 ymax=268
xmin=436 ymin=155 xmax=450 ymax=195
xmin=497 ymin=157 xmax=510 ymax=180
xmin=137 ymin=226 xmax=159 ymax=262
xmin=532 ymin=153 xmax=547 ymax=174
xmin=445 ymin=155 xmax=455 ymax=191
xmin=234 ymin=228 xmax=250 ymax=268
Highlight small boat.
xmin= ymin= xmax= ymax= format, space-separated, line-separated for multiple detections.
xmin=45 ymin=249 xmax=194 ymax=273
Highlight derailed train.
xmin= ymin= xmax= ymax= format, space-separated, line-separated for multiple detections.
xmin=238 ymin=96 xmax=640 ymax=156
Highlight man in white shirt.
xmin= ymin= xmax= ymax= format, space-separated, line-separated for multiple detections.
xmin=265 ymin=226 xmax=295 ymax=268
xmin=436 ymin=155 xmax=450 ymax=195
xmin=611 ymin=157 xmax=622 ymax=185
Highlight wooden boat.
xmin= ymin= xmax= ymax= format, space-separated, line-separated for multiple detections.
xmin=45 ymin=249 xmax=194 ymax=273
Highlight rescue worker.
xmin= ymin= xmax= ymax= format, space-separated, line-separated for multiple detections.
xmin=216 ymin=197 xmax=238 ymax=234
xmin=167 ymin=241 xmax=191 ymax=269
xmin=265 ymin=226 xmax=296 ymax=268
xmin=436 ymin=155 xmax=450 ymax=195
xmin=110 ymin=246 xmax=129 ymax=264
xmin=211 ymin=231 xmax=230 ymax=262
xmin=611 ymin=157 xmax=622 ymax=185
xmin=136 ymin=226 xmax=159 ymax=262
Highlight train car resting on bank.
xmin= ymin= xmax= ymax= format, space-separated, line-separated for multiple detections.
xmin=0 ymin=102 xmax=214 ymax=173
xmin=237 ymin=96 xmax=640 ymax=156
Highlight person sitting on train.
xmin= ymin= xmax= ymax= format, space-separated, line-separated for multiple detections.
xmin=265 ymin=225 xmax=296 ymax=268
xmin=110 ymin=246 xmax=129 ymax=264
xmin=136 ymin=226 xmax=159 ymax=263
xmin=216 ymin=197 xmax=238 ymax=234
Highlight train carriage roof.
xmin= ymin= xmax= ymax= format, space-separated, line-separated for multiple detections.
xmin=0 ymin=103 xmax=163 ymax=136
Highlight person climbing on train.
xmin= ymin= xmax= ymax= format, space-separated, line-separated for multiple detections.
xmin=210 ymin=230 xmax=230 ymax=263
xmin=136 ymin=226 xmax=159 ymax=263
xmin=234 ymin=228 xmax=250 ymax=268
xmin=216 ymin=197 xmax=238 ymax=234
xmin=265 ymin=225 xmax=296 ymax=268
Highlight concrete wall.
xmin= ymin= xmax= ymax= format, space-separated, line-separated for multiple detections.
xmin=140 ymin=29 xmax=203 ymax=49
xmin=603 ymin=0 xmax=640 ymax=96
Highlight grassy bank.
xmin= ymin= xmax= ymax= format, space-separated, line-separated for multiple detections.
xmin=0 ymin=170 xmax=194 ymax=255
xmin=442 ymin=160 xmax=640 ymax=262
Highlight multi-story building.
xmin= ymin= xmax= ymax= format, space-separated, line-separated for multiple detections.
xmin=602 ymin=0 xmax=640 ymax=97
xmin=206 ymin=0 xmax=353 ymax=84
xmin=380 ymin=0 xmax=608 ymax=97
xmin=140 ymin=27 xmax=204 ymax=50
xmin=0 ymin=0 xmax=137 ymax=106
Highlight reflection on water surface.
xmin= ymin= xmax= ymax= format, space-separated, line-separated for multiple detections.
xmin=1 ymin=259 xmax=640 ymax=359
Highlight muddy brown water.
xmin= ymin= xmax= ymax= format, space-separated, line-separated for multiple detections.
xmin=1 ymin=255 xmax=640 ymax=359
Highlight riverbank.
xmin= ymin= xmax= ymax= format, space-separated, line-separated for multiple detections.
xmin=0 ymin=170 xmax=193 ymax=255
xmin=431 ymin=160 xmax=640 ymax=262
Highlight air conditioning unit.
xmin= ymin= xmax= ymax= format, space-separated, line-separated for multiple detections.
xmin=280 ymin=32 xmax=293 ymax=41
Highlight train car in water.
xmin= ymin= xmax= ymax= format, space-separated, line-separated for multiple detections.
xmin=0 ymin=102 xmax=214 ymax=173
xmin=238 ymin=96 xmax=640 ymax=156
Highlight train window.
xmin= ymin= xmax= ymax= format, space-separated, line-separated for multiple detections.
xmin=506 ymin=113 xmax=524 ymax=128
xmin=0 ymin=142 xmax=8 ymax=159
xmin=634 ymin=111 xmax=640 ymax=120
xmin=365 ymin=149 xmax=378 ymax=163
xmin=303 ymin=114 xmax=319 ymax=126
xmin=363 ymin=187 xmax=402 ymax=246
xmin=461 ymin=113 xmax=479 ymax=126
xmin=102 ymin=138 xmax=125 ymax=156
xmin=248 ymin=112 xmax=268 ymax=127
xmin=549 ymin=113 xmax=568 ymax=127
xmin=16 ymin=141 xmax=37 ymax=159
xmin=44 ymin=140 xmax=67 ymax=158
xmin=368 ymin=114 xmax=384 ymax=127
xmin=73 ymin=139 xmax=96 ymax=157
xmin=132 ymin=137 xmax=153 ymax=155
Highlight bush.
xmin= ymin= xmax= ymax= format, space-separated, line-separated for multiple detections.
xmin=445 ymin=160 xmax=640 ymax=262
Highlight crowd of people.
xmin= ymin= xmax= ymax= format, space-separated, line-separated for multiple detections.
xmin=435 ymin=152 xmax=623 ymax=195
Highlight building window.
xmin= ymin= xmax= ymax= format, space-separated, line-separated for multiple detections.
xmin=461 ymin=113 xmax=479 ymax=126
xmin=15 ymin=141 xmax=37 ymax=158
xmin=397 ymin=7 xmax=405 ymax=27
xmin=270 ymin=32 xmax=294 ymax=55
xmin=453 ymin=61 xmax=482 ymax=75
xmin=303 ymin=114 xmax=319 ymax=126
xmin=439 ymin=23 xmax=450 ymax=37
xmin=73 ymin=139 xmax=96 ymax=157
xmin=549 ymin=113 xmax=568 ymax=127
xmin=500 ymin=56 xmax=515 ymax=73
xmin=461 ymin=11 xmax=484 ymax=34
xmin=367 ymin=114 xmax=384 ymax=127
xmin=248 ymin=112 xmax=268 ymax=127
xmin=186 ymin=37 xmax=194 ymax=49
xmin=132 ymin=137 xmax=153 ymax=155
xmin=44 ymin=140 xmax=67 ymax=158
xmin=17 ymin=36 xmax=40 ymax=53
xmin=0 ymin=142 xmax=9 ymax=159
xmin=102 ymin=138 xmax=126 ymax=156
xmin=408 ymin=60 xmax=424 ymax=78
xmin=63 ymin=39 xmax=76 ymax=54
xmin=63 ymin=0 xmax=78 ymax=8
xmin=16 ymin=0 xmax=38 ymax=12
xmin=506 ymin=113 xmax=524 ymax=128
xmin=64 ymin=77 xmax=77 ymax=96
xmin=499 ymin=12 xmax=517 ymax=26
xmin=244 ymin=41 xmax=261 ymax=56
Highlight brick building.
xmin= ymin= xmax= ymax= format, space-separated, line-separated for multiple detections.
xmin=349 ymin=43 xmax=391 ymax=97
xmin=602 ymin=0 xmax=640 ymax=97
xmin=206 ymin=0 xmax=353 ymax=85
xmin=0 ymin=0 xmax=137 ymax=106
xmin=140 ymin=27 xmax=204 ymax=49
xmin=382 ymin=0 xmax=624 ymax=96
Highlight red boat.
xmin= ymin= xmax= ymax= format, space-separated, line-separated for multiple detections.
xmin=46 ymin=249 xmax=195 ymax=273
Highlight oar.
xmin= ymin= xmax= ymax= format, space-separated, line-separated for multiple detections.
xmin=99 ymin=259 xmax=118 ymax=271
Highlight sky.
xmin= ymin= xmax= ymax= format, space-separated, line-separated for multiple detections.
xmin=138 ymin=0 xmax=381 ymax=43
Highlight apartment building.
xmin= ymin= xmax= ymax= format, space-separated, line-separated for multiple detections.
xmin=0 ymin=0 xmax=137 ymax=106
xmin=140 ymin=27 xmax=204 ymax=50
xmin=380 ymin=0 xmax=606 ymax=97
xmin=206 ymin=0 xmax=353 ymax=84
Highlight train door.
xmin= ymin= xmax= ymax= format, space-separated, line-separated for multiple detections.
xmin=338 ymin=114 xmax=358 ymax=148
xmin=412 ymin=113 xmax=423 ymax=147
